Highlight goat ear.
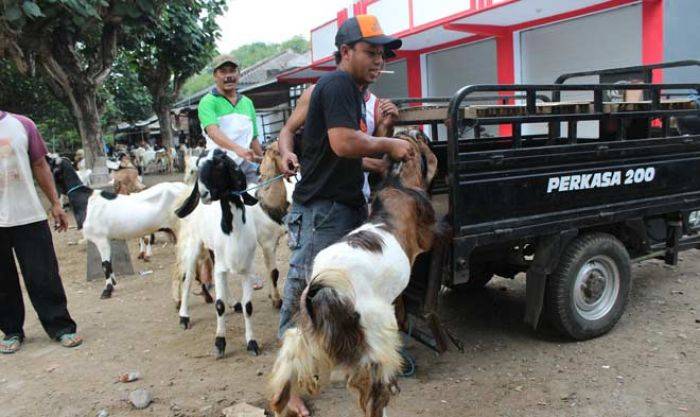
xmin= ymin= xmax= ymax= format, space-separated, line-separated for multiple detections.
xmin=220 ymin=198 xmax=233 ymax=235
xmin=241 ymin=192 xmax=258 ymax=206
xmin=175 ymin=182 xmax=200 ymax=218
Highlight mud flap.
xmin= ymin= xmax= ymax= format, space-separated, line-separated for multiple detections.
xmin=524 ymin=230 xmax=578 ymax=329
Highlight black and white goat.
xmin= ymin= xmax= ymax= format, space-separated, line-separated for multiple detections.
xmin=174 ymin=149 xmax=261 ymax=358
xmin=172 ymin=141 xmax=292 ymax=319
xmin=49 ymin=156 xmax=187 ymax=299
xmin=269 ymin=130 xmax=438 ymax=417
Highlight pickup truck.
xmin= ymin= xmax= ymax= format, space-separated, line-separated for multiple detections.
xmin=398 ymin=61 xmax=700 ymax=352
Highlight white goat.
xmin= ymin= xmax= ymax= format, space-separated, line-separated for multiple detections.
xmin=50 ymin=155 xmax=187 ymax=299
xmin=174 ymin=148 xmax=261 ymax=358
xmin=133 ymin=146 xmax=157 ymax=174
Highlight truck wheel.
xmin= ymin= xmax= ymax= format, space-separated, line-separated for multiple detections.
xmin=545 ymin=233 xmax=631 ymax=340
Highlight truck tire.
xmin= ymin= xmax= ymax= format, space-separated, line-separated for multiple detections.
xmin=545 ymin=233 xmax=631 ymax=340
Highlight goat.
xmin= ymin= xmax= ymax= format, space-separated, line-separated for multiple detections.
xmin=49 ymin=156 xmax=187 ymax=299
xmin=269 ymin=130 xmax=438 ymax=417
xmin=112 ymin=157 xmax=146 ymax=195
xmin=172 ymin=141 xmax=291 ymax=318
xmin=174 ymin=148 xmax=260 ymax=358
xmin=133 ymin=146 xmax=157 ymax=174
xmin=155 ymin=148 xmax=174 ymax=173
xmin=183 ymin=150 xmax=199 ymax=185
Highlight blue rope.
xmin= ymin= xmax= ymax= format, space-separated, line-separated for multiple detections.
xmin=228 ymin=173 xmax=285 ymax=197
xmin=66 ymin=184 xmax=86 ymax=195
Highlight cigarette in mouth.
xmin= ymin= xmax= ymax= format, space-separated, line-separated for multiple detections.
xmin=379 ymin=70 xmax=395 ymax=74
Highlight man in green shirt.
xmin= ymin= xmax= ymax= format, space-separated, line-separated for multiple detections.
xmin=198 ymin=54 xmax=262 ymax=184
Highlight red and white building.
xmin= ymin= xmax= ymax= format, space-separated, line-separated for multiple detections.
xmin=278 ymin=0 xmax=699 ymax=102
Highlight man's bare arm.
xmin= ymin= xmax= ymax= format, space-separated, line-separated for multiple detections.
xmin=374 ymin=99 xmax=399 ymax=137
xmin=32 ymin=157 xmax=68 ymax=231
xmin=328 ymin=127 xmax=413 ymax=161
xmin=251 ymin=138 xmax=263 ymax=157
xmin=279 ymin=86 xmax=314 ymax=157
xmin=279 ymin=85 xmax=315 ymax=175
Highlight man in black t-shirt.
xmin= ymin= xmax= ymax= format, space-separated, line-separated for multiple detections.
xmin=276 ymin=14 xmax=413 ymax=417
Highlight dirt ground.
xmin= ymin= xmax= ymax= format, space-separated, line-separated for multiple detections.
xmin=1 ymin=174 xmax=699 ymax=417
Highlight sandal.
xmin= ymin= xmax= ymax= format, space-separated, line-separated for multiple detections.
xmin=0 ymin=336 xmax=22 ymax=354
xmin=58 ymin=333 xmax=83 ymax=348
xmin=399 ymin=348 xmax=416 ymax=378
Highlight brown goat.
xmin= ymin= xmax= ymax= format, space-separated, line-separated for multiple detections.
xmin=270 ymin=129 xmax=438 ymax=417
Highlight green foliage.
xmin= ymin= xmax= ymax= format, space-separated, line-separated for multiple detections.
xmin=179 ymin=35 xmax=310 ymax=98
xmin=124 ymin=0 xmax=226 ymax=107
xmin=105 ymin=55 xmax=153 ymax=124
xmin=0 ymin=58 xmax=80 ymax=152
xmin=0 ymin=0 xmax=164 ymax=163
xmin=280 ymin=35 xmax=309 ymax=54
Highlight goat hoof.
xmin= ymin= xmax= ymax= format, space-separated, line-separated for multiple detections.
xmin=100 ymin=285 xmax=113 ymax=299
xmin=233 ymin=302 xmax=243 ymax=313
xmin=271 ymin=299 xmax=282 ymax=310
xmin=179 ymin=316 xmax=190 ymax=330
xmin=214 ymin=337 xmax=226 ymax=359
xmin=247 ymin=340 xmax=260 ymax=356
xmin=137 ymin=252 xmax=144 ymax=260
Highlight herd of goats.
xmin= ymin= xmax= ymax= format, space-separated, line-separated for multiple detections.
xmin=47 ymin=129 xmax=439 ymax=417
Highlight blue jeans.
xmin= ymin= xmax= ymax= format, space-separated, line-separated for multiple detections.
xmin=278 ymin=199 xmax=367 ymax=339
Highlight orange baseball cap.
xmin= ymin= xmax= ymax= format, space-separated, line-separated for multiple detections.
xmin=335 ymin=15 xmax=402 ymax=51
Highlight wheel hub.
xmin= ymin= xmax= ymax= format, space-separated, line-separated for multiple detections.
xmin=581 ymin=270 xmax=606 ymax=303
xmin=573 ymin=255 xmax=621 ymax=321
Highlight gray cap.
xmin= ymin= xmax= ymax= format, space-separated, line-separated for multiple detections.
xmin=211 ymin=54 xmax=238 ymax=71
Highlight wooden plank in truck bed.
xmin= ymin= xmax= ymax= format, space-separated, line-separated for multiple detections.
xmin=397 ymin=100 xmax=696 ymax=124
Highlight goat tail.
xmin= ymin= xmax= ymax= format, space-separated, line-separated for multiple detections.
xmin=269 ymin=328 xmax=331 ymax=415
xmin=301 ymin=269 xmax=367 ymax=368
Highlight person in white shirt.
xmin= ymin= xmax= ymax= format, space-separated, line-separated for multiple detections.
xmin=0 ymin=110 xmax=82 ymax=354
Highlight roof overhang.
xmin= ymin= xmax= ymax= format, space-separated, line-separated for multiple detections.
xmin=277 ymin=0 xmax=640 ymax=84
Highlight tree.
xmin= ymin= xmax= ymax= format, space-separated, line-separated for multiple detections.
xmin=124 ymin=0 xmax=225 ymax=149
xmin=0 ymin=0 xmax=160 ymax=171
xmin=280 ymin=35 xmax=309 ymax=54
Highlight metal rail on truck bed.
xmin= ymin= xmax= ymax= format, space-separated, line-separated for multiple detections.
xmin=398 ymin=78 xmax=700 ymax=352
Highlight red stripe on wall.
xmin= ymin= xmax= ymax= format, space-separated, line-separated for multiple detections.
xmin=642 ymin=0 xmax=664 ymax=83
xmin=337 ymin=9 xmax=348 ymax=26
xmin=405 ymin=52 xmax=422 ymax=100
xmin=496 ymin=33 xmax=514 ymax=136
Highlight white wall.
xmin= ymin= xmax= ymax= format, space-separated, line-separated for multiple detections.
xmin=664 ymin=0 xmax=700 ymax=84
xmin=311 ymin=21 xmax=338 ymax=62
xmin=372 ymin=60 xmax=409 ymax=98
xmin=519 ymin=4 xmax=642 ymax=137
xmin=412 ymin=0 xmax=471 ymax=27
xmin=425 ymin=39 xmax=498 ymax=138
xmin=425 ymin=39 xmax=497 ymax=97
xmin=367 ymin=0 xmax=410 ymax=35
